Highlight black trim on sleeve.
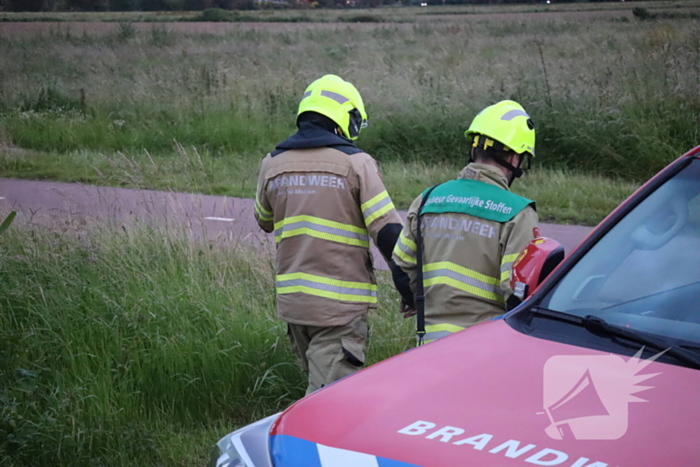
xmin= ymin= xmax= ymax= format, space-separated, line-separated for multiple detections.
xmin=377 ymin=223 xmax=402 ymax=262
xmin=391 ymin=259 xmax=415 ymax=308
xmin=378 ymin=223 xmax=415 ymax=308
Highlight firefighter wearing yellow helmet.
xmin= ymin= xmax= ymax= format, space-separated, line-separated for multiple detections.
xmin=254 ymin=75 xmax=410 ymax=395
xmin=392 ymin=100 xmax=540 ymax=344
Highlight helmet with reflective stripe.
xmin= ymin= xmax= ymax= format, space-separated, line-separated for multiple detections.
xmin=297 ymin=74 xmax=368 ymax=141
xmin=465 ymin=100 xmax=536 ymax=157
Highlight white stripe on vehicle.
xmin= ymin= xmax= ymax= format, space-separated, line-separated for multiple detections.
xmin=317 ymin=443 xmax=379 ymax=467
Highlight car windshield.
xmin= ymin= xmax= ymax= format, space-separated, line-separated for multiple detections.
xmin=540 ymin=158 xmax=700 ymax=346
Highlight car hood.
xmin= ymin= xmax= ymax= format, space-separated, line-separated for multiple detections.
xmin=269 ymin=320 xmax=700 ymax=467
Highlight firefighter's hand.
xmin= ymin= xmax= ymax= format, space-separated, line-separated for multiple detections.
xmin=400 ymin=301 xmax=417 ymax=318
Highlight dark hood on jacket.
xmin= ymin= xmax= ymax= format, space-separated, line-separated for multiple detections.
xmin=271 ymin=114 xmax=362 ymax=157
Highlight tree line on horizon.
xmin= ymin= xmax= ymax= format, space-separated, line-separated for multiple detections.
xmin=1 ymin=0 xmax=650 ymax=12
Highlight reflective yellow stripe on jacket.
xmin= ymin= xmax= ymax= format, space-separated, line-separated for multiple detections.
xmin=393 ymin=230 xmax=417 ymax=265
xmin=276 ymin=272 xmax=378 ymax=304
xmin=274 ymin=215 xmax=370 ymax=248
xmin=423 ymin=261 xmax=503 ymax=302
xmin=255 ymin=193 xmax=273 ymax=222
xmin=361 ymin=190 xmax=395 ymax=227
xmin=500 ymin=253 xmax=519 ymax=283
xmin=422 ymin=323 xmax=465 ymax=344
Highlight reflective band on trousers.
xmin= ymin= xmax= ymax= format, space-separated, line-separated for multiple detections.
xmin=274 ymin=215 xmax=369 ymax=247
xmin=423 ymin=262 xmax=503 ymax=302
xmin=421 ymin=323 xmax=465 ymax=343
xmin=361 ymin=191 xmax=395 ymax=226
xmin=276 ymin=272 xmax=377 ymax=303
xmin=393 ymin=231 xmax=417 ymax=264
xmin=500 ymin=252 xmax=519 ymax=283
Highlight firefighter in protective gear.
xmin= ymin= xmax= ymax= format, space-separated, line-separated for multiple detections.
xmin=392 ymin=100 xmax=539 ymax=344
xmin=254 ymin=75 xmax=410 ymax=395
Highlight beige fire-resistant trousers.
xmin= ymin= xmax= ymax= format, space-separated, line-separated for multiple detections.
xmin=287 ymin=314 xmax=368 ymax=396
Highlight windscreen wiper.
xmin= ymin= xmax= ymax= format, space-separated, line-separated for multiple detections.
xmin=529 ymin=307 xmax=700 ymax=370
xmin=677 ymin=344 xmax=700 ymax=355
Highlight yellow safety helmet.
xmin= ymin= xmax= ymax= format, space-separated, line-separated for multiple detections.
xmin=297 ymin=74 xmax=368 ymax=141
xmin=465 ymin=100 xmax=536 ymax=157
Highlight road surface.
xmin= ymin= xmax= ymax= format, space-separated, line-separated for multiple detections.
xmin=0 ymin=178 xmax=594 ymax=270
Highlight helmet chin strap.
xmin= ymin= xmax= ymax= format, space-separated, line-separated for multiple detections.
xmin=470 ymin=148 xmax=523 ymax=187
xmin=493 ymin=156 xmax=523 ymax=187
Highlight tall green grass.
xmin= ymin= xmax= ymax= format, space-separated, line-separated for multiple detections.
xmin=0 ymin=224 xmax=413 ymax=466
xmin=1 ymin=15 xmax=699 ymax=182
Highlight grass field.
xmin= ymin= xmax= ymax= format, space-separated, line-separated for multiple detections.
xmin=0 ymin=224 xmax=415 ymax=466
xmin=3 ymin=3 xmax=697 ymax=223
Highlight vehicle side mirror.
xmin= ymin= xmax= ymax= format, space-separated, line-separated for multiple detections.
xmin=508 ymin=237 xmax=565 ymax=308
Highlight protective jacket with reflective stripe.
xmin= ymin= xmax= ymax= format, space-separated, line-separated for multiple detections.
xmin=255 ymin=124 xmax=402 ymax=327
xmin=392 ymin=163 xmax=539 ymax=342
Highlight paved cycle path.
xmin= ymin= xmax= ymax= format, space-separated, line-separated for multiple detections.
xmin=0 ymin=178 xmax=594 ymax=270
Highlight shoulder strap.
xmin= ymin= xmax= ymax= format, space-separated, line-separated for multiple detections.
xmin=415 ymin=184 xmax=440 ymax=346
